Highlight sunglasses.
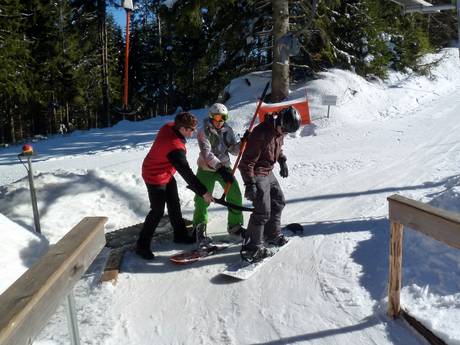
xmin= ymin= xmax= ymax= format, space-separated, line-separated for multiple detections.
xmin=185 ymin=126 xmax=196 ymax=131
xmin=211 ymin=114 xmax=227 ymax=122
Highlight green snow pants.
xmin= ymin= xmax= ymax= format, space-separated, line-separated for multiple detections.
xmin=193 ymin=167 xmax=243 ymax=229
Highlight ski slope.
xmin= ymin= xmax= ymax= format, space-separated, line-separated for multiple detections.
xmin=1 ymin=48 xmax=460 ymax=345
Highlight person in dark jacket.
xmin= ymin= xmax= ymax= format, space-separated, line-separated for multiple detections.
xmin=136 ymin=112 xmax=214 ymax=260
xmin=238 ymin=106 xmax=301 ymax=262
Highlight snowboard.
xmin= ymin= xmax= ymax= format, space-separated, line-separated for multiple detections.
xmin=170 ymin=242 xmax=229 ymax=264
xmin=220 ymin=223 xmax=302 ymax=280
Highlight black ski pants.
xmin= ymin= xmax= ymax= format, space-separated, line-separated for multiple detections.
xmin=246 ymin=171 xmax=285 ymax=247
xmin=138 ymin=177 xmax=186 ymax=246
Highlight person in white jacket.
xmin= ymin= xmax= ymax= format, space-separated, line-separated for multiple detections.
xmin=193 ymin=103 xmax=244 ymax=237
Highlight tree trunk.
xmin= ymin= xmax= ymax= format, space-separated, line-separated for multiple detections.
xmin=271 ymin=0 xmax=290 ymax=102
xmin=98 ymin=0 xmax=110 ymax=127
xmin=9 ymin=113 xmax=16 ymax=144
xmin=18 ymin=112 xmax=23 ymax=142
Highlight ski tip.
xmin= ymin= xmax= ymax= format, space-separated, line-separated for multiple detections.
xmin=219 ymin=272 xmax=248 ymax=280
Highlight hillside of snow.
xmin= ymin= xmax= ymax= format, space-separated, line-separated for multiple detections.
xmin=1 ymin=48 xmax=460 ymax=344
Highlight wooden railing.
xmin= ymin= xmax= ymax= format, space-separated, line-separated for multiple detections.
xmin=0 ymin=217 xmax=107 ymax=345
xmin=387 ymin=194 xmax=460 ymax=318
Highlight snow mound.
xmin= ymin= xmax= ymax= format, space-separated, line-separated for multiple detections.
xmin=0 ymin=213 xmax=48 ymax=294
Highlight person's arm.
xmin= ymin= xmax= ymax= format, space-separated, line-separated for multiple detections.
xmin=238 ymin=130 xmax=263 ymax=185
xmin=225 ymin=127 xmax=240 ymax=156
xmin=278 ymin=152 xmax=288 ymax=178
xmin=167 ymin=149 xmax=207 ymax=196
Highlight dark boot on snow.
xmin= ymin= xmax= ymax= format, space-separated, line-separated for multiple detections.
xmin=135 ymin=241 xmax=155 ymax=260
xmin=266 ymin=234 xmax=289 ymax=247
xmin=173 ymin=229 xmax=196 ymax=244
xmin=240 ymin=244 xmax=273 ymax=263
xmin=227 ymin=224 xmax=246 ymax=239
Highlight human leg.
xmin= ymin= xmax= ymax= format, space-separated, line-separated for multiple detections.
xmin=221 ymin=176 xmax=244 ymax=230
xmin=164 ymin=177 xmax=192 ymax=243
xmin=137 ymin=183 xmax=166 ymax=259
xmin=243 ymin=175 xmax=271 ymax=248
xmin=192 ymin=169 xmax=217 ymax=228
xmin=264 ymin=173 xmax=286 ymax=245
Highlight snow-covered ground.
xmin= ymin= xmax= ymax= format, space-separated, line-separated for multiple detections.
xmin=1 ymin=48 xmax=460 ymax=345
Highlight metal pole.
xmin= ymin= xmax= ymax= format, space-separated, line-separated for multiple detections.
xmin=65 ymin=292 xmax=81 ymax=345
xmin=457 ymin=0 xmax=460 ymax=58
xmin=327 ymin=105 xmax=331 ymax=118
xmin=26 ymin=156 xmax=41 ymax=234
xmin=122 ymin=9 xmax=131 ymax=110
xmin=404 ymin=4 xmax=456 ymax=13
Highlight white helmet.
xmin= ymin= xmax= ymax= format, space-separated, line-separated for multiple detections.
xmin=208 ymin=103 xmax=229 ymax=121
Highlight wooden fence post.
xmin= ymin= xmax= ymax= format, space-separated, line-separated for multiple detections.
xmin=388 ymin=221 xmax=404 ymax=318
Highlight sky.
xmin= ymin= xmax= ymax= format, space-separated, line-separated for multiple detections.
xmin=108 ymin=5 xmax=126 ymax=29
xmin=1 ymin=48 xmax=460 ymax=345
xmin=107 ymin=0 xmax=179 ymax=30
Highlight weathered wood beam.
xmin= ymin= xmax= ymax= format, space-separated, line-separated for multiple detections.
xmin=0 ymin=217 xmax=107 ymax=345
xmin=388 ymin=194 xmax=460 ymax=249
xmin=387 ymin=221 xmax=404 ymax=318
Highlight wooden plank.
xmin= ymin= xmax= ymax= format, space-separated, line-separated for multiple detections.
xmin=105 ymin=223 xmax=143 ymax=249
xmin=388 ymin=194 xmax=460 ymax=249
xmin=101 ymin=246 xmax=127 ymax=283
xmin=0 ymin=217 xmax=107 ymax=345
xmin=387 ymin=221 xmax=404 ymax=318
xmin=100 ymin=217 xmax=194 ymax=283
xmin=401 ymin=309 xmax=447 ymax=345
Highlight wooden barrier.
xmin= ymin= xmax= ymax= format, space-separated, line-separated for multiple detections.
xmin=0 ymin=217 xmax=107 ymax=345
xmin=387 ymin=194 xmax=460 ymax=333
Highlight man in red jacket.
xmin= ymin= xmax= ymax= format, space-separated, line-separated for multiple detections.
xmin=136 ymin=112 xmax=214 ymax=260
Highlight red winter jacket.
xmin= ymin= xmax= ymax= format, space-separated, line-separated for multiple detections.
xmin=142 ymin=122 xmax=186 ymax=185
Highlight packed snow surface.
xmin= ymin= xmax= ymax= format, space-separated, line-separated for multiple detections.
xmin=1 ymin=48 xmax=460 ymax=344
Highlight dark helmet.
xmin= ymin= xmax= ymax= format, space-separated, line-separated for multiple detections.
xmin=276 ymin=106 xmax=301 ymax=133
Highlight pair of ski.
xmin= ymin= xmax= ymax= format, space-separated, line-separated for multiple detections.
xmin=169 ymin=223 xmax=303 ymax=280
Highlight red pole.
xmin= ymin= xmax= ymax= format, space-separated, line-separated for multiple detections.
xmin=123 ymin=9 xmax=131 ymax=109
xmin=220 ymin=82 xmax=270 ymax=199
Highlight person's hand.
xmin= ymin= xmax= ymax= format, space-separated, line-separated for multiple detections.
xmin=217 ymin=166 xmax=234 ymax=183
xmin=241 ymin=130 xmax=250 ymax=141
xmin=240 ymin=130 xmax=250 ymax=149
xmin=202 ymin=192 xmax=214 ymax=204
xmin=279 ymin=160 xmax=288 ymax=178
xmin=244 ymin=184 xmax=258 ymax=201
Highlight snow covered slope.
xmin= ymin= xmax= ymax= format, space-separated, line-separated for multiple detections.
xmin=1 ymin=48 xmax=460 ymax=344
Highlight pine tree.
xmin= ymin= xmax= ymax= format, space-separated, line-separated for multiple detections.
xmin=0 ymin=0 xmax=32 ymax=143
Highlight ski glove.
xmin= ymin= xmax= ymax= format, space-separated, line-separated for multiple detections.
xmin=217 ymin=166 xmax=234 ymax=184
xmin=279 ymin=159 xmax=288 ymax=178
xmin=245 ymin=183 xmax=258 ymax=202
xmin=240 ymin=130 xmax=250 ymax=149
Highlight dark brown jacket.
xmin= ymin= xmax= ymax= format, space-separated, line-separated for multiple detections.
xmin=239 ymin=116 xmax=286 ymax=184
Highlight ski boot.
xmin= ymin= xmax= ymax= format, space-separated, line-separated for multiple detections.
xmin=227 ymin=224 xmax=246 ymax=239
xmin=240 ymin=244 xmax=273 ymax=263
xmin=266 ymin=234 xmax=289 ymax=247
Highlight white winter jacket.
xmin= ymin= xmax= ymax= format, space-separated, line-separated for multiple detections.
xmin=197 ymin=118 xmax=240 ymax=171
